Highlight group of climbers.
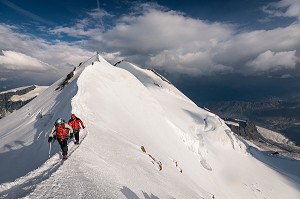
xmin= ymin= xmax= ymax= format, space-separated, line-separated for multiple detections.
xmin=48 ymin=113 xmax=85 ymax=160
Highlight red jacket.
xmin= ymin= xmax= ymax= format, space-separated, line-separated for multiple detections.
xmin=56 ymin=124 xmax=70 ymax=139
xmin=68 ymin=117 xmax=84 ymax=132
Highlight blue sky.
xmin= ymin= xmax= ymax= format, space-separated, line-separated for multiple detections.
xmin=0 ymin=0 xmax=300 ymax=102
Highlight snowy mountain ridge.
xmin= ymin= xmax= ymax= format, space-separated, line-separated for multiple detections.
xmin=0 ymin=54 xmax=299 ymax=199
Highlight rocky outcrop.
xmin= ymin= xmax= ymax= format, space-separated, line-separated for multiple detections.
xmin=225 ymin=118 xmax=300 ymax=159
xmin=225 ymin=119 xmax=260 ymax=140
xmin=204 ymin=99 xmax=300 ymax=146
xmin=0 ymin=85 xmax=37 ymax=119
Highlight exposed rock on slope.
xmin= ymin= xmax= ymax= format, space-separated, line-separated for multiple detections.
xmin=0 ymin=85 xmax=47 ymax=119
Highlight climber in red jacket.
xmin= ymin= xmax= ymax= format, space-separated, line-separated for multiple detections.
xmin=48 ymin=118 xmax=73 ymax=160
xmin=68 ymin=113 xmax=85 ymax=144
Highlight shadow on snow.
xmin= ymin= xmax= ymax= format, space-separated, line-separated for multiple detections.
xmin=0 ymin=78 xmax=78 ymax=197
xmin=121 ymin=186 xmax=159 ymax=199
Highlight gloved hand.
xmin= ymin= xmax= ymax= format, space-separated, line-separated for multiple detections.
xmin=70 ymin=133 xmax=74 ymax=138
xmin=48 ymin=136 xmax=53 ymax=143
xmin=65 ymin=132 xmax=70 ymax=139
xmin=83 ymin=126 xmax=85 ymax=129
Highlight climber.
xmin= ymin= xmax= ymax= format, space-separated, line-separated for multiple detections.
xmin=48 ymin=118 xmax=73 ymax=160
xmin=68 ymin=113 xmax=85 ymax=145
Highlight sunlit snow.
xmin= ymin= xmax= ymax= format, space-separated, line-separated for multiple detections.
xmin=0 ymin=54 xmax=299 ymax=199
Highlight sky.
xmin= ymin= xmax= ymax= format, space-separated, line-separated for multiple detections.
xmin=0 ymin=0 xmax=300 ymax=103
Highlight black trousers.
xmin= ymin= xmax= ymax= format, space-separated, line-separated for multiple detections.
xmin=74 ymin=130 xmax=80 ymax=142
xmin=57 ymin=138 xmax=68 ymax=156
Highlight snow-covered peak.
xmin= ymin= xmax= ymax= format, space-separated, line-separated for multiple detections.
xmin=0 ymin=54 xmax=299 ymax=199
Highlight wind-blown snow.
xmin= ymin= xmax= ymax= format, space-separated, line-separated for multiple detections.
xmin=0 ymin=54 xmax=299 ymax=199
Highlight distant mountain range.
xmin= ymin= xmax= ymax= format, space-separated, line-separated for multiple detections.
xmin=0 ymin=85 xmax=48 ymax=119
xmin=202 ymin=99 xmax=300 ymax=146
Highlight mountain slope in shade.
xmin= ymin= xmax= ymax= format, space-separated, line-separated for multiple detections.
xmin=0 ymin=54 xmax=299 ymax=199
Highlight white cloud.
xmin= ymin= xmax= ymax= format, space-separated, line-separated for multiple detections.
xmin=104 ymin=9 xmax=232 ymax=50
xmin=149 ymin=49 xmax=231 ymax=76
xmin=0 ymin=77 xmax=8 ymax=81
xmin=49 ymin=8 xmax=110 ymax=40
xmin=0 ymin=50 xmax=47 ymax=71
xmin=50 ymin=26 xmax=102 ymax=40
xmin=99 ymin=7 xmax=234 ymax=75
xmin=96 ymin=5 xmax=300 ymax=75
xmin=246 ymin=50 xmax=297 ymax=72
xmin=263 ymin=0 xmax=300 ymax=19
xmin=0 ymin=24 xmax=94 ymax=85
xmin=45 ymin=3 xmax=300 ymax=76
xmin=0 ymin=24 xmax=93 ymax=68
xmin=214 ymin=23 xmax=300 ymax=68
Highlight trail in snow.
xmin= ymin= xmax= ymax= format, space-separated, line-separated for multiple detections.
xmin=0 ymin=130 xmax=88 ymax=198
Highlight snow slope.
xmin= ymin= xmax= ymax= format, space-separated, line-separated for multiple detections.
xmin=0 ymin=54 xmax=299 ymax=199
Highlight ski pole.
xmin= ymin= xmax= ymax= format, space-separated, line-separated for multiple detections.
xmin=48 ymin=142 xmax=52 ymax=158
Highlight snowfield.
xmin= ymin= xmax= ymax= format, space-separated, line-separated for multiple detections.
xmin=0 ymin=54 xmax=299 ymax=199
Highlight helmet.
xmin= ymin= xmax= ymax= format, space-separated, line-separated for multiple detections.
xmin=55 ymin=118 xmax=64 ymax=125
xmin=71 ymin=114 xmax=75 ymax=117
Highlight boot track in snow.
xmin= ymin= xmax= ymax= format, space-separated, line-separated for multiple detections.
xmin=0 ymin=129 xmax=88 ymax=199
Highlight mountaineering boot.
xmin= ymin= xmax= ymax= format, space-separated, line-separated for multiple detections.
xmin=63 ymin=155 xmax=68 ymax=160
xmin=75 ymin=140 xmax=80 ymax=145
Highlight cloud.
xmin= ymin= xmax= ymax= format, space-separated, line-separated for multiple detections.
xmin=104 ymin=9 xmax=233 ymax=50
xmin=97 ymin=4 xmax=300 ymax=75
xmin=149 ymin=50 xmax=231 ymax=76
xmin=0 ymin=50 xmax=48 ymax=71
xmin=0 ymin=77 xmax=8 ymax=81
xmin=0 ymin=24 xmax=94 ymax=86
xmin=215 ymin=23 xmax=300 ymax=69
xmin=2 ymin=1 xmax=300 ymax=83
xmin=263 ymin=0 xmax=300 ymax=19
xmin=46 ymin=3 xmax=300 ymax=76
xmin=96 ymin=7 xmax=235 ymax=75
xmin=49 ymin=8 xmax=111 ymax=40
xmin=246 ymin=50 xmax=297 ymax=72
xmin=50 ymin=26 xmax=101 ymax=39
xmin=0 ymin=24 xmax=93 ymax=67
